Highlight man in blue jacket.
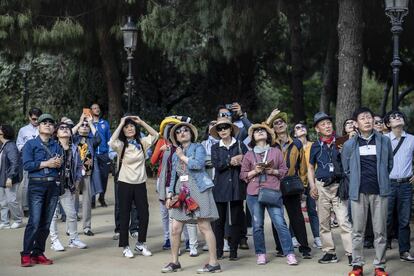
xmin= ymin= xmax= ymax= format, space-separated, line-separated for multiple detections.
xmin=342 ymin=107 xmax=393 ymax=276
xmin=20 ymin=114 xmax=63 ymax=267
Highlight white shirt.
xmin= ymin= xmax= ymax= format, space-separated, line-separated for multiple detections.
xmin=16 ymin=124 xmax=38 ymax=151
xmin=219 ymin=137 xmax=237 ymax=150
xmin=384 ymin=131 xmax=414 ymax=179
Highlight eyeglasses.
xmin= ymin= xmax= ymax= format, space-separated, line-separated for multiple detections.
xmin=175 ymin=127 xmax=190 ymax=135
xmin=389 ymin=113 xmax=403 ymax=120
xmin=254 ymin=128 xmax=266 ymax=133
xmin=294 ymin=125 xmax=305 ymax=130
xmin=374 ymin=120 xmax=383 ymax=125
xmin=219 ymin=112 xmax=232 ymax=118
xmin=216 ymin=125 xmax=231 ymax=132
xmin=58 ymin=125 xmax=70 ymax=130
xmin=30 ymin=117 xmax=38 ymax=121
xmin=273 ymin=119 xmax=285 ymax=126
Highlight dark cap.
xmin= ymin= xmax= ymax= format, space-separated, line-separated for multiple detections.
xmin=313 ymin=112 xmax=332 ymax=127
xmin=38 ymin=114 xmax=55 ymax=124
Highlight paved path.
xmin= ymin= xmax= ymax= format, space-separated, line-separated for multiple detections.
xmin=0 ymin=177 xmax=412 ymax=275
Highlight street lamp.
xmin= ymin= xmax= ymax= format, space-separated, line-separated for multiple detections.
xmin=384 ymin=0 xmax=409 ymax=111
xmin=121 ymin=16 xmax=138 ymax=113
xmin=19 ymin=63 xmax=32 ymax=116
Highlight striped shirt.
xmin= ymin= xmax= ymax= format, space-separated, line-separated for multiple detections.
xmin=384 ymin=131 xmax=414 ymax=179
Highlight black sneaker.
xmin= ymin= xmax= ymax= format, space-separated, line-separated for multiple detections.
xmin=196 ymin=263 xmax=221 ymax=274
xmin=239 ymin=237 xmax=249 ymax=250
xmin=274 ymin=250 xmax=284 ymax=257
xmin=318 ymin=253 xmax=338 ymax=264
xmin=302 ymin=251 xmax=312 ymax=259
xmin=161 ymin=262 xmax=182 ymax=273
xmin=400 ymin=252 xmax=414 ymax=262
xmin=229 ymin=251 xmax=239 ymax=261
xmin=348 ymin=255 xmax=353 ymax=266
xmin=84 ymin=230 xmax=94 ymax=236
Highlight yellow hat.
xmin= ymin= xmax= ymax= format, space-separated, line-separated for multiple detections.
xmin=159 ymin=117 xmax=181 ymax=137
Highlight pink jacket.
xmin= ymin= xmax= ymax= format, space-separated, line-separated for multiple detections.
xmin=240 ymin=147 xmax=288 ymax=195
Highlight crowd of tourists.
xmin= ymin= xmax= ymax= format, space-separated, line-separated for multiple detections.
xmin=1 ymin=102 xmax=413 ymax=275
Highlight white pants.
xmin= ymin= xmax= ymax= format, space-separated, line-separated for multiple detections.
xmin=0 ymin=183 xmax=23 ymax=224
xmin=50 ymin=189 xmax=79 ymax=241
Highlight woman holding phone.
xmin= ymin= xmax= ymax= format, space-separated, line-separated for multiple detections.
xmin=108 ymin=115 xmax=158 ymax=258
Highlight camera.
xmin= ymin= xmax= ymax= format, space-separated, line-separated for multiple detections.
xmin=225 ymin=104 xmax=233 ymax=110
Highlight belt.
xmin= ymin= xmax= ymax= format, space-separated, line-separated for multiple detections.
xmin=390 ymin=177 xmax=411 ymax=183
xmin=29 ymin=177 xmax=56 ymax=182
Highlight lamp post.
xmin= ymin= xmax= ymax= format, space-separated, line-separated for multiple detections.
xmin=121 ymin=16 xmax=138 ymax=113
xmin=385 ymin=0 xmax=409 ymax=111
xmin=19 ymin=63 xmax=31 ymax=116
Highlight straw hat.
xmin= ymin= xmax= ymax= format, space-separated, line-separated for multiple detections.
xmin=209 ymin=117 xmax=239 ymax=140
xmin=169 ymin=122 xmax=198 ymax=146
xmin=266 ymin=111 xmax=288 ymax=127
xmin=248 ymin=123 xmax=276 ymax=145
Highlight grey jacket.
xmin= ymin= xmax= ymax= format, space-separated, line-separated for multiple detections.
xmin=341 ymin=131 xmax=393 ymax=201
xmin=0 ymin=141 xmax=20 ymax=187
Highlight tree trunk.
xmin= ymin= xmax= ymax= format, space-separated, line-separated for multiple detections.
xmin=284 ymin=0 xmax=306 ymax=122
xmin=336 ymin=0 xmax=364 ymax=131
xmin=97 ymin=28 xmax=122 ymax=124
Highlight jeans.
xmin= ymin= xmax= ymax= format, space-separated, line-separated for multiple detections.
xmin=387 ymin=181 xmax=413 ymax=253
xmin=21 ymin=180 xmax=59 ymax=256
xmin=246 ymin=194 xmax=294 ymax=255
xmin=305 ymin=186 xmax=320 ymax=238
xmin=114 ymin=179 xmax=139 ymax=234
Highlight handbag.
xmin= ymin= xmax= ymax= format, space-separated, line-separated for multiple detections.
xmin=280 ymin=143 xmax=304 ymax=196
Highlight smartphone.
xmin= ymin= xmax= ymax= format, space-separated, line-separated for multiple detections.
xmin=83 ymin=108 xmax=91 ymax=117
xmin=225 ymin=104 xmax=233 ymax=110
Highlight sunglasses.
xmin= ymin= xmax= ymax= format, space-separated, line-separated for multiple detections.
xmin=217 ymin=125 xmax=231 ymax=132
xmin=30 ymin=117 xmax=38 ymax=121
xmin=81 ymin=123 xmax=89 ymax=127
xmin=58 ymin=125 xmax=70 ymax=130
xmin=374 ymin=120 xmax=383 ymax=125
xmin=219 ymin=112 xmax=232 ymax=118
xmin=254 ymin=128 xmax=266 ymax=133
xmin=175 ymin=127 xmax=190 ymax=135
xmin=273 ymin=119 xmax=285 ymax=126
xmin=295 ymin=125 xmax=305 ymax=130
xmin=389 ymin=113 xmax=403 ymax=120
xmin=40 ymin=120 xmax=54 ymax=126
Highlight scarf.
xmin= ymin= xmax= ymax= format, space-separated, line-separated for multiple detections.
xmin=128 ymin=139 xmax=142 ymax=150
xmin=253 ymin=145 xmax=270 ymax=154
xmin=319 ymin=131 xmax=336 ymax=145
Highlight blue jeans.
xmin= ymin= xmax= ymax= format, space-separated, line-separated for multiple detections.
xmin=246 ymin=194 xmax=294 ymax=255
xmin=305 ymin=187 xmax=320 ymax=238
xmin=387 ymin=182 xmax=413 ymax=253
xmin=21 ymin=180 xmax=59 ymax=256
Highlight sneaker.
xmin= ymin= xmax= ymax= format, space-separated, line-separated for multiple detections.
xmin=162 ymin=239 xmax=171 ymax=250
xmin=349 ymin=265 xmax=363 ymax=276
xmin=202 ymin=244 xmax=209 ymax=251
xmin=348 ymin=255 xmax=353 ymax=266
xmin=196 ymin=263 xmax=221 ymax=274
xmin=374 ymin=268 xmax=389 ymax=276
xmin=274 ymin=250 xmax=284 ymax=257
xmin=31 ymin=254 xmax=53 ymax=265
xmin=256 ymin=254 xmax=267 ymax=265
xmin=223 ymin=239 xmax=230 ymax=252
xmin=318 ymin=253 xmax=338 ymax=264
xmin=292 ymin=237 xmax=300 ymax=248
xmin=135 ymin=242 xmax=153 ymax=256
xmin=0 ymin=223 xmax=11 ymax=229
xmin=161 ymin=262 xmax=182 ymax=273
xmin=287 ymin=253 xmax=298 ymax=265
xmin=123 ymin=246 xmax=134 ymax=258
xmin=313 ymin=237 xmax=322 ymax=249
xmin=302 ymin=251 xmax=312 ymax=259
xmin=229 ymin=251 xmax=239 ymax=261
xmin=51 ymin=239 xmax=65 ymax=251
xmin=400 ymin=251 xmax=414 ymax=262
xmin=21 ymin=255 xmax=33 ymax=267
xmin=185 ymin=240 xmax=190 ymax=252
xmin=247 ymin=227 xmax=253 ymax=236
xmin=84 ymin=229 xmax=94 ymax=236
xmin=190 ymin=248 xmax=199 ymax=257
xmin=10 ymin=222 xmax=23 ymax=229
xmin=239 ymin=237 xmax=249 ymax=250
xmin=130 ymin=232 xmax=138 ymax=239
xmin=113 ymin=233 xmax=120 ymax=240
xmin=69 ymin=238 xmax=87 ymax=249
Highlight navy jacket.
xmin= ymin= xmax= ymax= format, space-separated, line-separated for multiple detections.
xmin=0 ymin=141 xmax=20 ymax=187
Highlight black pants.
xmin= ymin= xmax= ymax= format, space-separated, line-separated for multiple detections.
xmin=114 ymin=179 xmax=139 ymax=234
xmin=118 ymin=181 xmax=149 ymax=247
xmin=272 ymin=194 xmax=311 ymax=254
xmin=96 ymin=153 xmax=110 ymax=201
xmin=213 ymin=200 xmax=244 ymax=257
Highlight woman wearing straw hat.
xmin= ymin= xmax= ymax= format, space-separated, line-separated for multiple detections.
xmin=162 ymin=122 xmax=221 ymax=274
xmin=240 ymin=123 xmax=298 ymax=266
xmin=210 ymin=117 xmax=248 ymax=261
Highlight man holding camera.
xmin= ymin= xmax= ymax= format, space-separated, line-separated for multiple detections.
xmin=342 ymin=108 xmax=393 ymax=276
xmin=308 ymin=112 xmax=352 ymax=265
xmin=20 ymin=114 xmax=63 ymax=267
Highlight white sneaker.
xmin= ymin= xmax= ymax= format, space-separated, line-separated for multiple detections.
xmin=69 ymin=238 xmax=87 ymax=249
xmin=223 ymin=239 xmax=230 ymax=252
xmin=292 ymin=237 xmax=300 ymax=248
xmin=202 ymin=244 xmax=209 ymax=251
xmin=189 ymin=248 xmax=198 ymax=257
xmin=123 ymin=246 xmax=134 ymax=258
xmin=51 ymin=239 xmax=65 ymax=251
xmin=10 ymin=222 xmax=23 ymax=229
xmin=0 ymin=223 xmax=11 ymax=230
xmin=313 ymin=237 xmax=322 ymax=249
xmin=135 ymin=242 xmax=152 ymax=256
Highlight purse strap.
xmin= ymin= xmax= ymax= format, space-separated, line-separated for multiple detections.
xmin=393 ymin=136 xmax=405 ymax=156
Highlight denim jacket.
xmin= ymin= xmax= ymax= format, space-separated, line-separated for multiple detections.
xmin=341 ymin=131 xmax=393 ymax=200
xmin=169 ymin=143 xmax=214 ymax=194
